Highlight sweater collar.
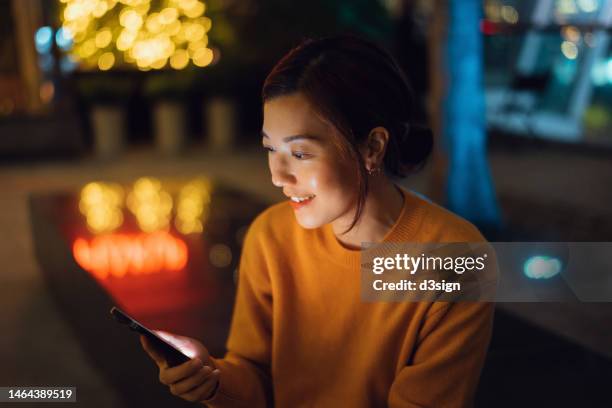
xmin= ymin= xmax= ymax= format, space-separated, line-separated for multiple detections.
xmin=317 ymin=186 xmax=425 ymax=268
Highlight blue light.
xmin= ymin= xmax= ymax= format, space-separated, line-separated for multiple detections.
xmin=592 ymin=61 xmax=607 ymax=86
xmin=35 ymin=26 xmax=53 ymax=54
xmin=555 ymin=58 xmax=578 ymax=84
xmin=60 ymin=55 xmax=78 ymax=73
xmin=38 ymin=53 xmax=54 ymax=72
xmin=523 ymin=255 xmax=563 ymax=279
xmin=444 ymin=0 xmax=501 ymax=227
xmin=55 ymin=27 xmax=73 ymax=51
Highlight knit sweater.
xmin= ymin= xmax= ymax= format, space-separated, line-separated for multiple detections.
xmin=204 ymin=187 xmax=494 ymax=407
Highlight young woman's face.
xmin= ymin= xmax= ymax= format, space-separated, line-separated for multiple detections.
xmin=262 ymin=93 xmax=359 ymax=229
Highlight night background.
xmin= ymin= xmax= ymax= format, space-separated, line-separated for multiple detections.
xmin=1 ymin=0 xmax=611 ymax=407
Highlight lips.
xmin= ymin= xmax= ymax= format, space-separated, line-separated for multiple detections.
xmin=289 ymin=196 xmax=314 ymax=210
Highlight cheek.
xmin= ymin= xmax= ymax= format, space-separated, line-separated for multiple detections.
xmin=303 ymin=162 xmax=357 ymax=203
xmin=292 ymin=161 xmax=359 ymax=229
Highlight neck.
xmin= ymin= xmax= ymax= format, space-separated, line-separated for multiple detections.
xmin=331 ymin=177 xmax=404 ymax=250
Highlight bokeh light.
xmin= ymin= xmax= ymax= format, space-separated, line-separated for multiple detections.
xmin=126 ymin=177 xmax=173 ymax=232
xmin=209 ymin=243 xmax=232 ymax=268
xmin=59 ymin=0 xmax=214 ymax=71
xmin=35 ymin=26 xmax=53 ymax=53
xmin=73 ymin=231 xmax=188 ymax=279
xmin=79 ymin=181 xmax=125 ymax=233
xmin=561 ymin=40 xmax=579 ymax=59
xmin=175 ymin=178 xmax=212 ymax=234
xmin=523 ymin=255 xmax=563 ymax=279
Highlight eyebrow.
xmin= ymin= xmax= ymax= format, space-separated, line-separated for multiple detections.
xmin=261 ymin=131 xmax=321 ymax=143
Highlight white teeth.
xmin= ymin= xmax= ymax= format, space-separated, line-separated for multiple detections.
xmin=290 ymin=195 xmax=314 ymax=203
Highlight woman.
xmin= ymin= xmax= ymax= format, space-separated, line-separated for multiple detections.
xmin=142 ymin=35 xmax=494 ymax=407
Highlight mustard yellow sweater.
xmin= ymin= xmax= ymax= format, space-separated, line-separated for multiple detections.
xmin=205 ymin=188 xmax=494 ymax=407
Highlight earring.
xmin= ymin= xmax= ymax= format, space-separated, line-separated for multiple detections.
xmin=367 ymin=167 xmax=381 ymax=176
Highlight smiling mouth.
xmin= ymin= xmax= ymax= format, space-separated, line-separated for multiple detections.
xmin=288 ymin=195 xmax=315 ymax=209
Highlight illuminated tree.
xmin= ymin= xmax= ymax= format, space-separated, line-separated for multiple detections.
xmin=444 ymin=0 xmax=501 ymax=228
xmin=59 ymin=0 xmax=215 ymax=71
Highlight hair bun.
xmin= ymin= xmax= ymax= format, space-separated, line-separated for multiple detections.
xmin=398 ymin=123 xmax=433 ymax=171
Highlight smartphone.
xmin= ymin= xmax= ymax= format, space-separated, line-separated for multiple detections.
xmin=110 ymin=306 xmax=191 ymax=367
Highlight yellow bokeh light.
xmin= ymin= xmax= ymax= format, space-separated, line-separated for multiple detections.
xmin=145 ymin=12 xmax=162 ymax=33
xmin=184 ymin=22 xmax=204 ymax=41
xmin=151 ymin=58 xmax=168 ymax=69
xmin=64 ymin=3 xmax=88 ymax=21
xmin=134 ymin=2 xmax=150 ymax=15
xmin=127 ymin=177 xmax=173 ymax=232
xmin=93 ymin=1 xmax=109 ymax=18
xmin=175 ymin=0 xmax=198 ymax=11
xmin=60 ymin=0 xmax=214 ymax=71
xmin=79 ymin=182 xmax=125 ymax=233
xmin=198 ymin=16 xmax=212 ymax=32
xmin=184 ymin=2 xmax=205 ymax=18
xmin=79 ymin=38 xmax=97 ymax=58
xmin=561 ymin=41 xmax=579 ymax=59
xmin=95 ymin=28 xmax=113 ymax=48
xmin=192 ymin=47 xmax=213 ymax=67
xmin=176 ymin=219 xmax=203 ymax=234
xmin=73 ymin=28 xmax=87 ymax=42
xmin=175 ymin=178 xmax=212 ymax=234
xmin=116 ymin=30 xmax=136 ymax=50
xmin=120 ymin=9 xmax=143 ymax=30
xmin=160 ymin=7 xmax=179 ymax=24
xmin=188 ymin=37 xmax=208 ymax=51
xmin=98 ymin=52 xmax=115 ymax=70
xmin=170 ymin=49 xmax=189 ymax=69
xmin=500 ymin=5 xmax=519 ymax=24
xmin=166 ymin=20 xmax=182 ymax=36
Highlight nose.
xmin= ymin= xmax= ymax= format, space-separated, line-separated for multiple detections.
xmin=269 ymin=154 xmax=296 ymax=188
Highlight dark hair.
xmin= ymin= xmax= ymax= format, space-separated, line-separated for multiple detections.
xmin=262 ymin=35 xmax=433 ymax=231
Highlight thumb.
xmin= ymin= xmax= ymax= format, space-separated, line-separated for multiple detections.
xmin=140 ymin=335 xmax=168 ymax=368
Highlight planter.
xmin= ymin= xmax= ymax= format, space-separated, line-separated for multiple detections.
xmin=90 ymin=104 xmax=126 ymax=159
xmin=153 ymin=100 xmax=188 ymax=155
xmin=205 ymin=96 xmax=237 ymax=152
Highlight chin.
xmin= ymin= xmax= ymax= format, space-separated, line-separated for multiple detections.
xmin=293 ymin=212 xmax=326 ymax=230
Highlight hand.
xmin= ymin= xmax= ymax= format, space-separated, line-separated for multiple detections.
xmin=140 ymin=331 xmax=221 ymax=402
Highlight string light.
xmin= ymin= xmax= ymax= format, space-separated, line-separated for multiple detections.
xmin=60 ymin=0 xmax=214 ymax=71
xmin=79 ymin=181 xmax=125 ymax=233
xmin=175 ymin=178 xmax=212 ymax=234
xmin=126 ymin=177 xmax=173 ymax=232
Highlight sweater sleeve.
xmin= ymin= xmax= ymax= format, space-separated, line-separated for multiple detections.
xmin=387 ymin=302 xmax=494 ymax=408
xmin=203 ymin=224 xmax=274 ymax=407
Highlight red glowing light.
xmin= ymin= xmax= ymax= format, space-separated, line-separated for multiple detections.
xmin=73 ymin=232 xmax=188 ymax=279
xmin=480 ymin=19 xmax=500 ymax=35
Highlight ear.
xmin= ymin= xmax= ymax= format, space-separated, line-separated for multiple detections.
xmin=360 ymin=126 xmax=390 ymax=172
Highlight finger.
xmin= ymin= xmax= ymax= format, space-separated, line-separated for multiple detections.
xmin=170 ymin=365 xmax=214 ymax=396
xmin=140 ymin=335 xmax=168 ymax=368
xmin=180 ymin=370 xmax=220 ymax=402
xmin=160 ymin=358 xmax=203 ymax=385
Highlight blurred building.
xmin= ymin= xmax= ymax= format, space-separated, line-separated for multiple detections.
xmin=484 ymin=0 xmax=612 ymax=145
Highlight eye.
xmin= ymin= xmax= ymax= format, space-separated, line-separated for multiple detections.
xmin=263 ymin=145 xmax=275 ymax=153
xmin=292 ymin=151 xmax=310 ymax=160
